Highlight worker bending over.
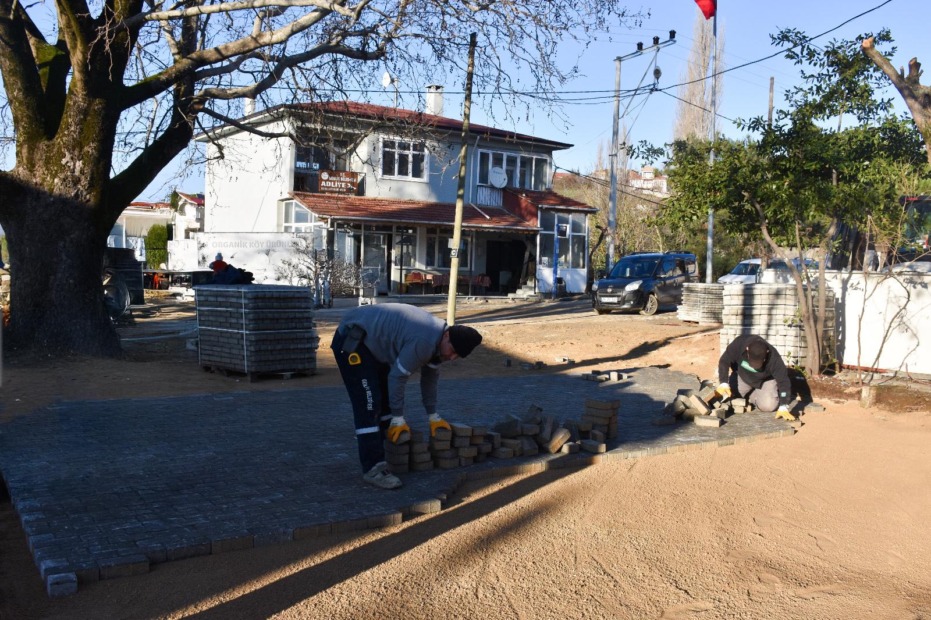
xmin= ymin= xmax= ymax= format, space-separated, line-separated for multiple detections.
xmin=717 ymin=334 xmax=796 ymax=421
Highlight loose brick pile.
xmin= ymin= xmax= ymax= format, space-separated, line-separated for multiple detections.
xmin=662 ymin=384 xmax=807 ymax=429
xmin=195 ymin=285 xmax=319 ymax=379
xmin=384 ymin=399 xmax=621 ymax=471
xmin=662 ymin=383 xmax=737 ymax=428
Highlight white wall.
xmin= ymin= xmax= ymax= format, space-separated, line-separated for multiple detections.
xmin=826 ymin=272 xmax=931 ymax=378
xmin=170 ymin=232 xmax=321 ymax=285
xmin=204 ymin=118 xmax=294 ymax=233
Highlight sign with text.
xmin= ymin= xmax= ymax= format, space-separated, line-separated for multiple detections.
xmin=318 ymin=170 xmax=359 ymax=195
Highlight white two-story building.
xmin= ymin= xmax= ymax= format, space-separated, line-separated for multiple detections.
xmin=185 ymin=88 xmax=596 ymax=296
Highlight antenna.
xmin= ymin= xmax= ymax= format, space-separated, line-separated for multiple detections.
xmin=488 ymin=166 xmax=507 ymax=189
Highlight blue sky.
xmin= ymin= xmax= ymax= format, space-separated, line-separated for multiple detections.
xmin=137 ymin=0 xmax=925 ymax=200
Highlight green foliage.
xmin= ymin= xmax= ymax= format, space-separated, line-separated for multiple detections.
xmin=660 ymin=28 xmax=931 ymax=375
xmin=145 ymin=225 xmax=169 ymax=269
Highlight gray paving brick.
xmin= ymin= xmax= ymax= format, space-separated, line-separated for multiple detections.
xmin=0 ymin=368 xmax=796 ymax=595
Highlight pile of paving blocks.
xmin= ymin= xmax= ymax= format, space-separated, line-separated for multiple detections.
xmin=195 ymin=284 xmax=319 ymax=379
xmin=719 ymin=284 xmax=835 ymax=369
xmin=678 ymin=283 xmax=725 ymax=324
xmin=384 ymin=400 xmax=621 ymax=470
xmin=662 ymin=382 xmax=734 ymax=427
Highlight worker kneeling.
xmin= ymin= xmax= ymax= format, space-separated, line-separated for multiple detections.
xmin=716 ymin=335 xmax=796 ymax=421
xmin=331 ymin=303 xmax=483 ymax=490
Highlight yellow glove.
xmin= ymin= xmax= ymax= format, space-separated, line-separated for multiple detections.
xmin=774 ymin=406 xmax=796 ymax=421
xmin=429 ymin=413 xmax=451 ymax=437
xmin=715 ymin=382 xmax=732 ymax=399
xmin=386 ymin=417 xmax=410 ymax=443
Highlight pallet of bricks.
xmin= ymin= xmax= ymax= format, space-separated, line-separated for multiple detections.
xmin=383 ymin=399 xmax=621 ymax=473
xmin=195 ymin=284 xmax=319 ymax=381
xmin=719 ymin=283 xmax=835 ymax=369
xmin=677 ymin=283 xmax=724 ymax=324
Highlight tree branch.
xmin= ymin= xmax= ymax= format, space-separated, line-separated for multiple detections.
xmin=118 ymin=4 xmax=339 ymax=108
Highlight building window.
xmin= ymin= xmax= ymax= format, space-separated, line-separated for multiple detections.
xmin=538 ymin=211 xmax=586 ymax=269
xmin=381 ymin=139 xmax=426 ymax=180
xmin=282 ymin=201 xmax=317 ymax=233
xmin=477 ymin=150 xmax=549 ymax=190
xmin=426 ymin=228 xmax=470 ymax=269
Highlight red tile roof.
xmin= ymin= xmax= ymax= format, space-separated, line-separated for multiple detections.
xmin=290 ymin=193 xmax=539 ymax=231
xmin=284 ymin=101 xmax=573 ymax=150
xmin=506 ymin=189 xmax=597 ymax=212
xmin=176 ymin=192 xmax=205 ymax=206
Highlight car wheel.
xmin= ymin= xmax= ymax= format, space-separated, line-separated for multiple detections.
xmin=640 ymin=293 xmax=658 ymax=316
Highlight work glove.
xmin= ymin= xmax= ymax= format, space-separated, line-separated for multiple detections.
xmin=429 ymin=413 xmax=451 ymax=437
xmin=774 ymin=405 xmax=796 ymax=422
xmin=386 ymin=416 xmax=411 ymax=443
xmin=715 ymin=382 xmax=732 ymax=399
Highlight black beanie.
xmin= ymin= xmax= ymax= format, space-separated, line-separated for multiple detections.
xmin=746 ymin=340 xmax=769 ymax=369
xmin=448 ymin=325 xmax=482 ymax=358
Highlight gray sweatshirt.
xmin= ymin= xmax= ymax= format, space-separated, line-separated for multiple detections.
xmin=340 ymin=303 xmax=446 ymax=417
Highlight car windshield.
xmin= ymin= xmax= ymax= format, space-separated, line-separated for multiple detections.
xmin=731 ymin=262 xmax=759 ymax=276
xmin=610 ymin=257 xmax=659 ymax=279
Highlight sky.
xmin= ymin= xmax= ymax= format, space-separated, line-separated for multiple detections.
xmin=129 ymin=0 xmax=928 ymax=200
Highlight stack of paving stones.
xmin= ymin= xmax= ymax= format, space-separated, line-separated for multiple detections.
xmin=386 ymin=401 xmax=623 ymax=470
xmin=195 ymin=284 xmax=319 ymax=379
xmin=719 ymin=283 xmax=835 ymax=369
xmin=678 ymin=283 xmax=725 ymax=324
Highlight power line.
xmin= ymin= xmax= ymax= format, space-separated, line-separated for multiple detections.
xmin=554 ymin=165 xmax=670 ymax=209
xmin=658 ymin=89 xmax=737 ymax=125
xmin=655 ymin=0 xmax=894 ymax=95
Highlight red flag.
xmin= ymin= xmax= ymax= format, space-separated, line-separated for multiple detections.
xmin=694 ymin=0 xmax=716 ymax=19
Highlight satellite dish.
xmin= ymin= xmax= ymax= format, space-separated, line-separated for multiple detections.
xmin=489 ymin=166 xmax=507 ymax=189
xmin=381 ymin=72 xmax=394 ymax=88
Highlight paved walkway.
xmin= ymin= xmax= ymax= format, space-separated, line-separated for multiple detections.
xmin=0 ymin=367 xmax=795 ymax=595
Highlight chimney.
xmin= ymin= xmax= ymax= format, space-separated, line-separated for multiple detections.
xmin=425 ymin=85 xmax=444 ymax=116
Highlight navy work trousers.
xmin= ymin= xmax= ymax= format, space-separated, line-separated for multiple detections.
xmin=331 ymin=329 xmax=393 ymax=472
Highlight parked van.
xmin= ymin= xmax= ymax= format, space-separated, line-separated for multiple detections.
xmin=592 ymin=251 xmax=698 ymax=315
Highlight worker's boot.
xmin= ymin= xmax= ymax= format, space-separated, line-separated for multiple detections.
xmin=362 ymin=462 xmax=402 ymax=490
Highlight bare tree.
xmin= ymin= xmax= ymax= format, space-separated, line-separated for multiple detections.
xmin=673 ymin=8 xmax=724 ymax=141
xmin=0 ymin=0 xmax=643 ymax=355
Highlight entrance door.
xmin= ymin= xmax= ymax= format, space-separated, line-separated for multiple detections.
xmin=361 ymin=232 xmax=388 ymax=294
xmin=486 ymin=239 xmax=528 ymax=294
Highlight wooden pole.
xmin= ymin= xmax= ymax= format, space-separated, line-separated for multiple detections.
xmin=447 ymin=32 xmax=478 ymax=326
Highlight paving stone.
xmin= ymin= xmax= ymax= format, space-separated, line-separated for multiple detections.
xmin=0 ymin=368 xmax=793 ymax=596
xmin=46 ymin=573 xmax=78 ymax=598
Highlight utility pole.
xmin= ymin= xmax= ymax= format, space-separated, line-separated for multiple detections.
xmin=704 ymin=6 xmax=718 ymax=283
xmin=447 ymin=32 xmax=477 ymax=326
xmin=607 ymin=31 xmax=676 ymax=270
xmin=768 ymin=77 xmax=775 ymax=127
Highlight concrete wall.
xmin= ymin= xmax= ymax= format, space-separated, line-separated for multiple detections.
xmin=826 ymin=272 xmax=931 ymax=378
xmin=204 ymin=118 xmax=294 ymax=233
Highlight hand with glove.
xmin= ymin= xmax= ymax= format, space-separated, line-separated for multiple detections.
xmin=429 ymin=413 xmax=451 ymax=437
xmin=715 ymin=382 xmax=732 ymax=399
xmin=386 ymin=416 xmax=411 ymax=443
xmin=774 ymin=405 xmax=796 ymax=421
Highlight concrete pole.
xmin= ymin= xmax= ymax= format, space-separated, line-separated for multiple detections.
xmin=607 ymin=57 xmax=621 ymax=271
xmin=446 ymin=32 xmax=477 ymax=326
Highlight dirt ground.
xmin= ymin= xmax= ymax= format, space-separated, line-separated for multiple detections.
xmin=1 ymin=296 xmax=930 ymax=619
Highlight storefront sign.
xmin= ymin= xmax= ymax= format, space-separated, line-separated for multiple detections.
xmin=319 ymin=170 xmax=359 ymax=195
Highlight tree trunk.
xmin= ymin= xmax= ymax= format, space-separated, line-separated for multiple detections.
xmin=3 ymin=177 xmax=120 ymax=356
xmin=862 ymin=38 xmax=931 ymax=166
